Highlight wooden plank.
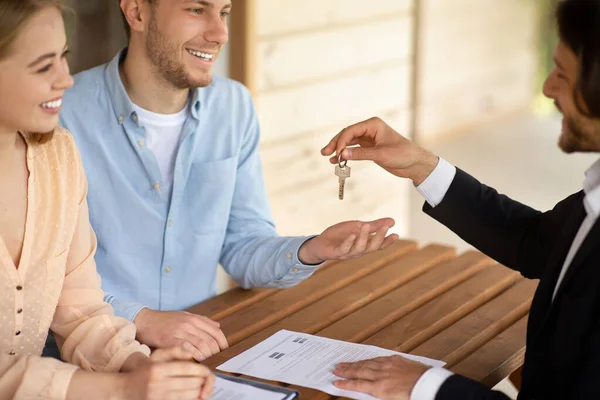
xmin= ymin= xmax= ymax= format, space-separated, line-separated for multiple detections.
xmin=187 ymin=261 xmax=339 ymax=320
xmin=256 ymin=18 xmax=412 ymax=91
xmin=423 ymin=0 xmax=534 ymax=20
xmin=360 ymin=265 xmax=521 ymax=351
xmin=216 ymin=240 xmax=420 ymax=345
xmin=316 ymin=251 xmax=497 ymax=343
xmin=256 ymin=0 xmax=413 ymax=37
xmin=205 ymin=244 xmax=454 ymax=369
xmin=409 ymin=279 xmax=536 ymax=365
xmin=257 ymin=63 xmax=412 ymax=143
xmin=187 ymin=288 xmax=275 ymax=321
xmin=451 ymin=315 xmax=528 ymax=388
xmin=414 ymin=0 xmax=537 ymax=141
xmin=422 ymin=2 xmax=535 ymax=45
xmin=419 ymin=50 xmax=537 ymax=104
xmin=417 ymin=74 xmax=535 ymax=142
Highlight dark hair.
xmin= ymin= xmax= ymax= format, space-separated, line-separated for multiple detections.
xmin=557 ymin=0 xmax=600 ymax=118
xmin=119 ymin=0 xmax=157 ymax=40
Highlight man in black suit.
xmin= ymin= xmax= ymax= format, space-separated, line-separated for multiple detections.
xmin=320 ymin=1 xmax=600 ymax=399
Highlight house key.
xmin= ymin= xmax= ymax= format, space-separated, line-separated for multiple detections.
xmin=335 ymin=154 xmax=351 ymax=200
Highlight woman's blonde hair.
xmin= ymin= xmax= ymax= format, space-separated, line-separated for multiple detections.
xmin=0 ymin=0 xmax=67 ymax=144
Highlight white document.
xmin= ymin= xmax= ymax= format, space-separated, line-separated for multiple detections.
xmin=211 ymin=376 xmax=290 ymax=400
xmin=217 ymin=329 xmax=445 ymax=400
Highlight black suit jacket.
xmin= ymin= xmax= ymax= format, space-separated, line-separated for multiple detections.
xmin=423 ymin=169 xmax=600 ymax=400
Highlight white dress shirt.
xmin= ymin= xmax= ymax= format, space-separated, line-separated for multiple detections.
xmin=410 ymin=157 xmax=600 ymax=400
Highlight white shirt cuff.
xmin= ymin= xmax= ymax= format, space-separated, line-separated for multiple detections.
xmin=410 ymin=367 xmax=455 ymax=400
xmin=415 ymin=157 xmax=457 ymax=207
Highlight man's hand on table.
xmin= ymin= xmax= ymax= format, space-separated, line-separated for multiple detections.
xmin=298 ymin=218 xmax=400 ymax=265
xmin=333 ymin=355 xmax=431 ymax=400
xmin=134 ymin=309 xmax=229 ymax=361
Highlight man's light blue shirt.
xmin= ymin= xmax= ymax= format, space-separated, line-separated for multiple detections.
xmin=59 ymin=50 xmax=320 ymax=322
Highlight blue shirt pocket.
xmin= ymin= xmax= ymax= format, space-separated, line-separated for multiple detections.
xmin=182 ymin=155 xmax=238 ymax=235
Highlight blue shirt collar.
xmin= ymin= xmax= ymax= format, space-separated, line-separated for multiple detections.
xmin=104 ymin=48 xmax=202 ymax=125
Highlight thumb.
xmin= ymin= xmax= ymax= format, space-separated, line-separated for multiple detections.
xmin=151 ymin=343 xmax=195 ymax=362
xmin=342 ymin=146 xmax=382 ymax=163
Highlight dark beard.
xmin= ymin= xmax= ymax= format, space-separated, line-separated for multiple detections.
xmin=145 ymin=12 xmax=212 ymax=89
xmin=559 ymin=114 xmax=600 ymax=153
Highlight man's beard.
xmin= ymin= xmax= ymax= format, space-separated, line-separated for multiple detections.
xmin=145 ymin=13 xmax=213 ymax=89
xmin=559 ymin=112 xmax=600 ymax=153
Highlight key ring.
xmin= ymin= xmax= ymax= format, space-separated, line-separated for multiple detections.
xmin=338 ymin=153 xmax=347 ymax=168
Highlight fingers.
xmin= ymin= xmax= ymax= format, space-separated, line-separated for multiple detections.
xmin=160 ymin=376 xmax=210 ymax=400
xmin=193 ymin=314 xmax=220 ymax=329
xmin=364 ymin=227 xmax=388 ymax=254
xmin=174 ymin=316 xmax=228 ymax=361
xmin=322 ymin=130 xmax=343 ymax=156
xmin=367 ymin=217 xmax=395 ymax=231
xmin=339 ymin=234 xmax=357 ymax=255
xmin=381 ymin=234 xmax=400 ymax=249
xmin=182 ymin=332 xmax=217 ymax=362
xmin=333 ymin=378 xmax=376 ymax=395
xmin=346 ymin=224 xmax=371 ymax=258
xmin=364 ymin=356 xmax=396 ymax=363
xmin=199 ymin=372 xmax=215 ymax=400
xmin=163 ymin=390 xmax=201 ymax=400
xmin=340 ymin=146 xmax=383 ymax=163
xmin=156 ymin=361 xmax=213 ymax=378
xmin=151 ymin=345 xmax=195 ymax=363
xmin=188 ymin=316 xmax=229 ymax=350
xmin=161 ymin=376 xmax=205 ymax=391
xmin=363 ymin=217 xmax=398 ymax=254
xmin=322 ymin=117 xmax=383 ymax=157
xmin=332 ymin=119 xmax=376 ymax=157
xmin=334 ymin=361 xmax=382 ymax=381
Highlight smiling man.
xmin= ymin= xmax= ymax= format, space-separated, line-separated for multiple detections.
xmin=55 ymin=0 xmax=399 ymax=363
xmin=321 ymin=0 xmax=600 ymax=399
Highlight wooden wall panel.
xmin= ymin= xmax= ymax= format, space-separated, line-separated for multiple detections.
xmin=256 ymin=0 xmax=413 ymax=36
xmin=415 ymin=0 xmax=538 ymax=142
xmin=257 ymin=64 xmax=412 ymax=143
xmin=236 ymin=0 xmax=539 ymax=239
xmin=256 ymin=18 xmax=412 ymax=91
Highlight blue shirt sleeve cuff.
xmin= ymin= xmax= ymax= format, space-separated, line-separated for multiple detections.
xmin=104 ymin=293 xmax=148 ymax=322
xmin=263 ymin=236 xmax=325 ymax=288
xmin=293 ymin=236 xmax=327 ymax=267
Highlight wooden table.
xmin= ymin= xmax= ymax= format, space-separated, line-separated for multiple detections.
xmin=188 ymin=240 xmax=537 ymax=399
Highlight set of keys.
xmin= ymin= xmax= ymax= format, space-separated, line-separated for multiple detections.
xmin=334 ymin=153 xmax=351 ymax=200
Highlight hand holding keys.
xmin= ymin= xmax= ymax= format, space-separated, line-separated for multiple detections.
xmin=335 ymin=153 xmax=351 ymax=200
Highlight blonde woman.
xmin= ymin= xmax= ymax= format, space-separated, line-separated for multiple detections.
xmin=0 ymin=1 xmax=213 ymax=399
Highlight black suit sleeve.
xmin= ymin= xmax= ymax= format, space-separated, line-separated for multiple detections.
xmin=423 ymin=168 xmax=581 ymax=279
xmin=436 ymin=375 xmax=512 ymax=400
